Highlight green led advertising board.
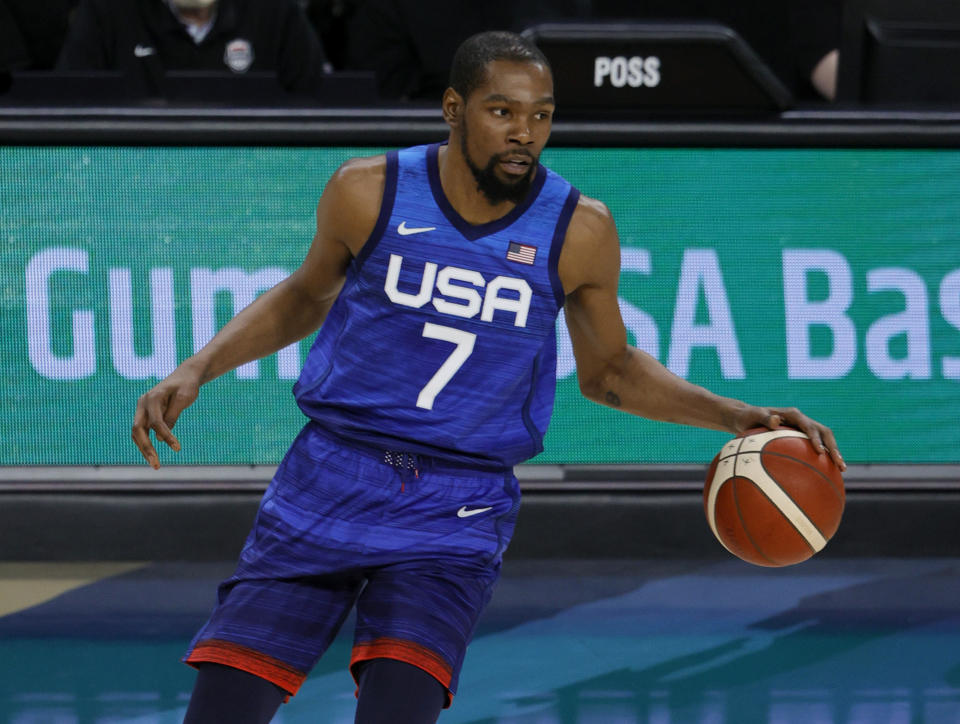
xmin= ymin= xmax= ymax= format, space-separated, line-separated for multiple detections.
xmin=2 ymin=146 xmax=959 ymax=465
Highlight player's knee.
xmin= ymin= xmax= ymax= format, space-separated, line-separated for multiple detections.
xmin=355 ymin=658 xmax=446 ymax=724
xmin=183 ymin=663 xmax=286 ymax=724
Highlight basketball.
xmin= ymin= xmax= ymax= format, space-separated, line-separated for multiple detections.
xmin=704 ymin=427 xmax=845 ymax=567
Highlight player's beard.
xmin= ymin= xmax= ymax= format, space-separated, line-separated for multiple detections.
xmin=459 ymin=122 xmax=537 ymax=206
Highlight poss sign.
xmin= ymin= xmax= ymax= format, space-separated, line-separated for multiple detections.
xmin=523 ymin=22 xmax=792 ymax=111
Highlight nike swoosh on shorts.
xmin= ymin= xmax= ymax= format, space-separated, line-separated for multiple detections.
xmin=457 ymin=506 xmax=493 ymax=518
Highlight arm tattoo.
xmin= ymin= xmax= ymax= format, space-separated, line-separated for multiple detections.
xmin=605 ymin=390 xmax=621 ymax=407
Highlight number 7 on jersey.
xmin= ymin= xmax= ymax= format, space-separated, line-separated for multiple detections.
xmin=416 ymin=322 xmax=476 ymax=410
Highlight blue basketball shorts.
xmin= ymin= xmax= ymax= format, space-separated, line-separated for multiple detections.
xmin=183 ymin=421 xmax=521 ymax=706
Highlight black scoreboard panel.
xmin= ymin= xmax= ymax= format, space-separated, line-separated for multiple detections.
xmin=523 ymin=22 xmax=793 ymax=114
xmin=838 ymin=0 xmax=960 ymax=105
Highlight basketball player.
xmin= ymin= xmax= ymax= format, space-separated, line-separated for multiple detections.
xmin=131 ymin=31 xmax=845 ymax=724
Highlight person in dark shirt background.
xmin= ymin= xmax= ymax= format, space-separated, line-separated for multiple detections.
xmin=0 ymin=0 xmax=72 ymax=71
xmin=57 ymin=0 xmax=330 ymax=96
xmin=303 ymin=0 xmax=359 ymax=71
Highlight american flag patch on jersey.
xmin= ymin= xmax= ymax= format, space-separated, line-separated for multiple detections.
xmin=506 ymin=241 xmax=537 ymax=265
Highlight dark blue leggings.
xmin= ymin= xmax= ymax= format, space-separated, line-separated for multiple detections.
xmin=182 ymin=659 xmax=445 ymax=724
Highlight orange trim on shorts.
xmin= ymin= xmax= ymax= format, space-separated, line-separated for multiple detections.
xmin=186 ymin=638 xmax=306 ymax=697
xmin=350 ymin=637 xmax=455 ymax=708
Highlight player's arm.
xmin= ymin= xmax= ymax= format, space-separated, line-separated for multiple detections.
xmin=131 ymin=155 xmax=386 ymax=468
xmin=558 ymin=195 xmax=845 ymax=470
xmin=172 ymin=157 xmax=384 ymax=383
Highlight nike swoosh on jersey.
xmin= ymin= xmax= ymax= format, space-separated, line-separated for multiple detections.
xmin=134 ymin=45 xmax=156 ymax=57
xmin=397 ymin=221 xmax=437 ymax=236
xmin=457 ymin=505 xmax=493 ymax=518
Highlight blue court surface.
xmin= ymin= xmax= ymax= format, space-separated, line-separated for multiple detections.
xmin=2 ymin=557 xmax=960 ymax=723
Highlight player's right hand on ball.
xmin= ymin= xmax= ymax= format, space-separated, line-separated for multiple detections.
xmin=131 ymin=366 xmax=201 ymax=469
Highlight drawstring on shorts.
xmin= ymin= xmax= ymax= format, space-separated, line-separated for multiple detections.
xmin=383 ymin=451 xmax=421 ymax=492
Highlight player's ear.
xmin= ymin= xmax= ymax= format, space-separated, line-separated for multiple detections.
xmin=442 ymin=87 xmax=464 ymax=127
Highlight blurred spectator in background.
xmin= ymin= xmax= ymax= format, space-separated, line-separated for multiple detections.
xmin=57 ymin=0 xmax=330 ymax=96
xmin=346 ymin=0 xmax=589 ymax=101
xmin=0 ymin=2 xmax=28 ymax=82
xmin=592 ymin=0 xmax=841 ymax=102
xmin=0 ymin=0 xmax=72 ymax=70
xmin=302 ymin=0 xmax=360 ymax=70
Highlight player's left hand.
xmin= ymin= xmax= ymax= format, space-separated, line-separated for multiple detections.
xmin=733 ymin=405 xmax=846 ymax=472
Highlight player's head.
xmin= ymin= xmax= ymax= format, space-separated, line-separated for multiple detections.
xmin=443 ymin=31 xmax=554 ymax=205
xmin=449 ymin=31 xmax=551 ymax=102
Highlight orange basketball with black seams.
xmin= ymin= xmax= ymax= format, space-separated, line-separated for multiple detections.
xmin=703 ymin=427 xmax=845 ymax=567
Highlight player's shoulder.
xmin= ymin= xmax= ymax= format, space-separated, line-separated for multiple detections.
xmin=319 ymin=154 xmax=387 ymax=216
xmin=557 ymin=193 xmax=620 ymax=294
xmin=327 ymin=153 xmax=388 ymax=197
xmin=316 ymin=154 xmax=388 ymax=250
xmin=567 ymin=193 xmax=617 ymax=247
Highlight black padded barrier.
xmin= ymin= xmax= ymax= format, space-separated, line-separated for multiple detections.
xmin=1 ymin=465 xmax=959 ymax=560
xmin=1 ymin=488 xmax=959 ymax=561
xmin=1 ymin=105 xmax=960 ymax=147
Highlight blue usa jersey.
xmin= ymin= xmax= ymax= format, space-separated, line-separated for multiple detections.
xmin=293 ymin=143 xmax=580 ymax=468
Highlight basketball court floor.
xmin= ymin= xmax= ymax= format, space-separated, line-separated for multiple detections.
xmin=2 ymin=556 xmax=960 ymax=723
